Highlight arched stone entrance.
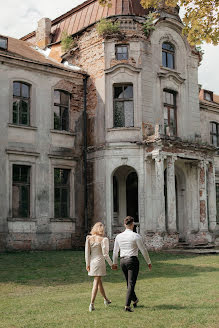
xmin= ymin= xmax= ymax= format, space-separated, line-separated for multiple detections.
xmin=112 ymin=165 xmax=139 ymax=233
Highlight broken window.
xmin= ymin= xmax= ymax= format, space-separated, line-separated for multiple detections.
xmin=163 ymin=90 xmax=177 ymax=136
xmin=115 ymin=45 xmax=128 ymax=60
xmin=210 ymin=122 xmax=219 ymax=147
xmin=12 ymin=165 xmax=30 ymax=218
xmin=54 ymin=90 xmax=70 ymax=131
xmin=162 ymin=42 xmax=175 ymax=69
xmin=113 ymin=84 xmax=134 ymax=127
xmin=216 ymin=183 xmax=219 ymax=223
xmin=13 ymin=82 xmax=30 ymax=126
xmin=54 ymin=168 xmax=70 ymax=218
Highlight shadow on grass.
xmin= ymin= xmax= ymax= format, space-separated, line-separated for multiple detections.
xmin=0 ymin=251 xmax=218 ymax=286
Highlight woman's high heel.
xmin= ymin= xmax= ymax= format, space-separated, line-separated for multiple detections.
xmin=89 ymin=303 xmax=95 ymax=312
xmin=104 ymin=299 xmax=111 ymax=306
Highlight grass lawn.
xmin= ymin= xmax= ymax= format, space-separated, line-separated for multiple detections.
xmin=0 ymin=251 xmax=218 ymax=328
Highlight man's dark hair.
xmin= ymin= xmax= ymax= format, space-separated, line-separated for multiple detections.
xmin=124 ymin=216 xmax=134 ymax=226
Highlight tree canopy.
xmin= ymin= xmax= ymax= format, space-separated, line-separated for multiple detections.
xmin=98 ymin=0 xmax=219 ymax=45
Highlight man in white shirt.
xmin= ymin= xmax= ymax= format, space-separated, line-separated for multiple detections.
xmin=112 ymin=216 xmax=152 ymax=312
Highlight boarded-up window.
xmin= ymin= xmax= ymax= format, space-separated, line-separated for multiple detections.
xmin=12 ymin=165 xmax=30 ymax=218
xmin=113 ymin=84 xmax=134 ymax=127
xmin=54 ymin=168 xmax=70 ymax=218
xmin=13 ymin=82 xmax=30 ymax=126
xmin=54 ymin=90 xmax=70 ymax=131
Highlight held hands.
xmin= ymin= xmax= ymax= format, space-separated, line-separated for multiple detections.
xmin=86 ymin=266 xmax=90 ymax=272
xmin=148 ymin=263 xmax=152 ymax=271
xmin=111 ymin=264 xmax=118 ymax=270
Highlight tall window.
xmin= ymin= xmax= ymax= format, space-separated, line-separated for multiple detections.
xmin=13 ymin=82 xmax=30 ymax=126
xmin=12 ymin=165 xmax=30 ymax=218
xmin=115 ymin=45 xmax=128 ymax=60
xmin=54 ymin=90 xmax=70 ymax=131
xmin=210 ymin=122 xmax=219 ymax=147
xmin=162 ymin=42 xmax=175 ymax=69
xmin=54 ymin=168 xmax=70 ymax=218
xmin=163 ymin=90 xmax=177 ymax=136
xmin=216 ymin=183 xmax=219 ymax=223
xmin=113 ymin=84 xmax=134 ymax=128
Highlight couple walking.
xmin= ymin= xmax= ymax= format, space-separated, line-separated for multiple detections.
xmin=85 ymin=216 xmax=152 ymax=312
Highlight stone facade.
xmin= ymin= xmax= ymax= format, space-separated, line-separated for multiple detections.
xmin=0 ymin=41 xmax=85 ymax=251
xmin=1 ymin=0 xmax=219 ymax=251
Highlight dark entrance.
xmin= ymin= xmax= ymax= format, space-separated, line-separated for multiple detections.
xmin=126 ymin=172 xmax=139 ymax=228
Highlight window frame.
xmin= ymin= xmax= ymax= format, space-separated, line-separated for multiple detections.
xmin=162 ymin=42 xmax=175 ymax=69
xmin=115 ymin=44 xmax=129 ymax=60
xmin=0 ymin=35 xmax=8 ymax=50
xmin=54 ymin=168 xmax=71 ymax=219
xmin=163 ymin=89 xmax=177 ymax=136
xmin=216 ymin=182 xmax=219 ymax=224
xmin=13 ymin=81 xmax=31 ymax=126
xmin=210 ymin=122 xmax=219 ymax=147
xmin=53 ymin=90 xmax=70 ymax=131
xmin=12 ymin=164 xmax=31 ymax=218
xmin=113 ymin=83 xmax=134 ymax=128
xmin=204 ymin=90 xmax=213 ymax=102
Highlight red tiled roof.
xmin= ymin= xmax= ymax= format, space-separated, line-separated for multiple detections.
xmin=21 ymin=0 xmax=149 ymax=43
xmin=0 ymin=36 xmax=84 ymax=73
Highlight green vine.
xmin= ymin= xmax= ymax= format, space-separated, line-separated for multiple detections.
xmin=61 ymin=31 xmax=77 ymax=52
xmin=142 ymin=12 xmax=156 ymax=37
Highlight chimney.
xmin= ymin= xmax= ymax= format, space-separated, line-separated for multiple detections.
xmin=36 ymin=18 xmax=51 ymax=49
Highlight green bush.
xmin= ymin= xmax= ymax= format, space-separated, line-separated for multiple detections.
xmin=96 ymin=18 xmax=120 ymax=37
xmin=61 ymin=31 xmax=77 ymax=52
xmin=143 ymin=12 xmax=156 ymax=37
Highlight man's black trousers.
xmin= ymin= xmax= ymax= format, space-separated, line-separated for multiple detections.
xmin=120 ymin=256 xmax=139 ymax=307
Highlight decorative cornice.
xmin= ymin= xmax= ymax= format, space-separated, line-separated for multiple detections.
xmin=105 ymin=63 xmax=141 ymax=74
xmin=158 ymin=71 xmax=185 ymax=85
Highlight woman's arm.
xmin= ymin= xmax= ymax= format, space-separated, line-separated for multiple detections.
xmin=85 ymin=236 xmax=91 ymax=269
xmin=101 ymin=238 xmax=113 ymax=267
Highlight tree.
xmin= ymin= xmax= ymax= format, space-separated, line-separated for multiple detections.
xmin=98 ymin=0 xmax=219 ymax=45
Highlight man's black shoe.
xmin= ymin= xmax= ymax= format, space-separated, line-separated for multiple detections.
xmin=133 ymin=299 xmax=139 ymax=308
xmin=124 ymin=306 xmax=134 ymax=312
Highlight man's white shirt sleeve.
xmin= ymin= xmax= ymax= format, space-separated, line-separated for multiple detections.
xmin=136 ymin=235 xmax=151 ymax=265
xmin=113 ymin=236 xmax=120 ymax=265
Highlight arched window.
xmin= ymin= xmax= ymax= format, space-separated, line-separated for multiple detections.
xmin=13 ymin=81 xmax=31 ymax=126
xmin=53 ymin=90 xmax=70 ymax=131
xmin=162 ymin=42 xmax=175 ymax=69
xmin=113 ymin=84 xmax=134 ymax=127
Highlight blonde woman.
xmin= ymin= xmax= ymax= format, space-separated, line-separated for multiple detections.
xmin=85 ymin=222 xmax=113 ymax=312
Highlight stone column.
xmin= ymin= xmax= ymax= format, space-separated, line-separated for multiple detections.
xmin=199 ymin=161 xmax=208 ymax=231
xmin=153 ymin=154 xmax=166 ymax=232
xmin=208 ymin=162 xmax=217 ymax=231
xmin=167 ymin=156 xmax=177 ymax=232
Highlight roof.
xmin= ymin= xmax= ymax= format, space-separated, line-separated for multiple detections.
xmin=0 ymin=35 xmax=84 ymax=74
xmin=21 ymin=0 xmax=149 ymax=44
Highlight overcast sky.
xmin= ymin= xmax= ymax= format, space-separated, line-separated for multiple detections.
xmin=1 ymin=0 xmax=219 ymax=94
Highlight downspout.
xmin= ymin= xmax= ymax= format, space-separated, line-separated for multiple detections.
xmin=83 ymin=75 xmax=88 ymax=235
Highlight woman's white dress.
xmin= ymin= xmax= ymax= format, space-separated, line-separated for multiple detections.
xmin=85 ymin=237 xmax=113 ymax=276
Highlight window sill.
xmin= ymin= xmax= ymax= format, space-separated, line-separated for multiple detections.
xmin=50 ymin=218 xmax=76 ymax=223
xmin=50 ymin=129 xmax=76 ymax=136
xmin=7 ymin=217 xmax=37 ymax=222
xmin=160 ymin=66 xmax=177 ymax=73
xmin=107 ymin=127 xmax=141 ymax=132
xmin=8 ymin=123 xmax=37 ymax=130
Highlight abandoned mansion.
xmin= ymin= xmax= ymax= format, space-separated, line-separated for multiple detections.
xmin=0 ymin=0 xmax=219 ymax=251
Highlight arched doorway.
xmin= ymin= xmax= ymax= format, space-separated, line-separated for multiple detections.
xmin=112 ymin=166 xmax=139 ymax=233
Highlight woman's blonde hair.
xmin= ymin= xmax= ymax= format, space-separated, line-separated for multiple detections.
xmin=90 ymin=222 xmax=105 ymax=236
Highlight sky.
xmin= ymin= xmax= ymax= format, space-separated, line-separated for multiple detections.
xmin=1 ymin=0 xmax=219 ymax=94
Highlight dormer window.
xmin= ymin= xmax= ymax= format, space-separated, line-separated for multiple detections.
xmin=115 ymin=45 xmax=128 ymax=60
xmin=204 ymin=90 xmax=213 ymax=102
xmin=162 ymin=42 xmax=175 ymax=69
xmin=0 ymin=36 xmax=8 ymax=50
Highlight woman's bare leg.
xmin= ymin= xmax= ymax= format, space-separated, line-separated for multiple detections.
xmin=98 ymin=278 xmax=110 ymax=301
xmin=91 ymin=277 xmax=100 ymax=304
